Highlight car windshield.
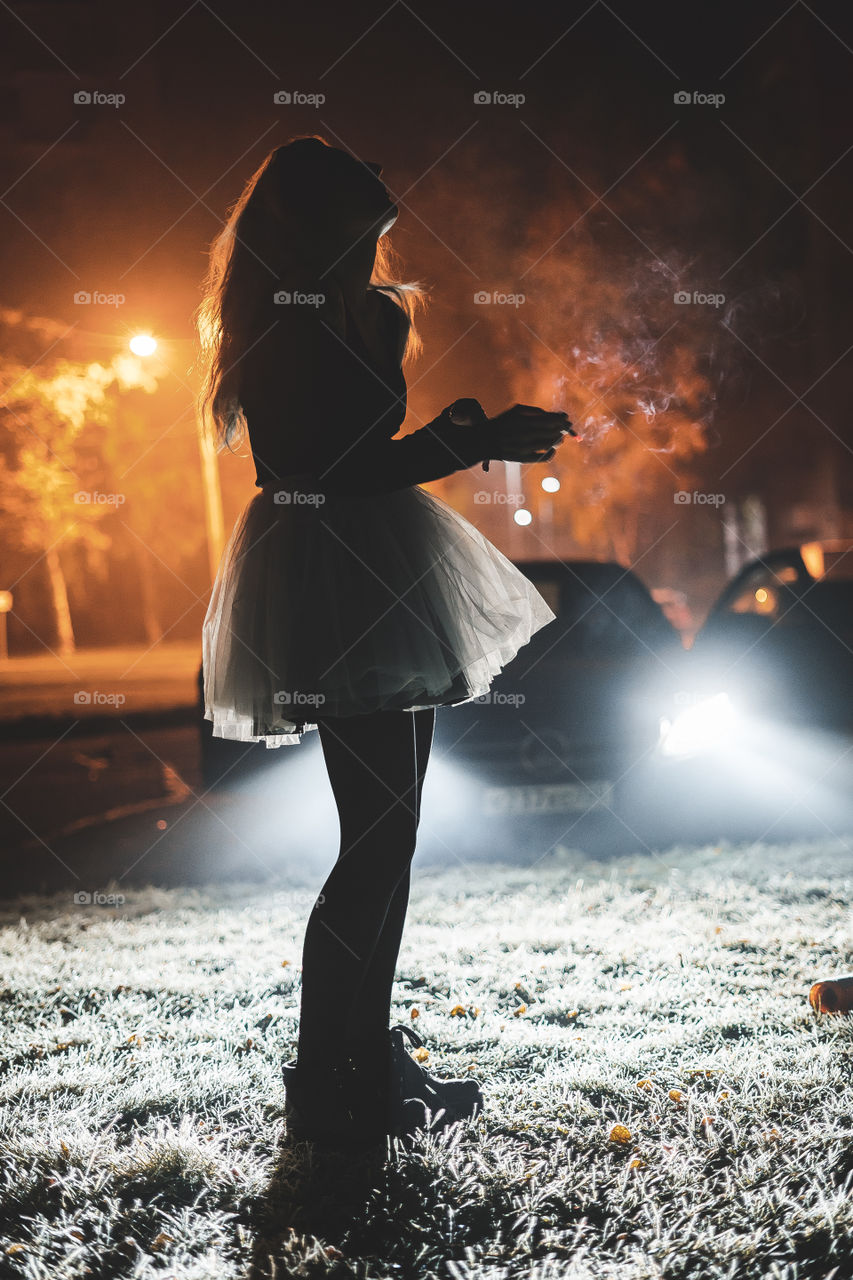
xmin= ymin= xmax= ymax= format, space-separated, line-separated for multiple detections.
xmin=521 ymin=563 xmax=675 ymax=658
xmin=820 ymin=551 xmax=853 ymax=581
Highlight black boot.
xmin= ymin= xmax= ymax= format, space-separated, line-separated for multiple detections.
xmin=387 ymin=1023 xmax=484 ymax=1137
xmin=281 ymin=1054 xmax=389 ymax=1147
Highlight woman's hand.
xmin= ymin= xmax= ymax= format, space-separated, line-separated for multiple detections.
xmin=485 ymin=403 xmax=574 ymax=463
xmin=447 ymin=398 xmax=488 ymax=427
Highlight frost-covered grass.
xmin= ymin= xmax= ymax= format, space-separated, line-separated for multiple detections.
xmin=1 ymin=837 xmax=853 ymax=1279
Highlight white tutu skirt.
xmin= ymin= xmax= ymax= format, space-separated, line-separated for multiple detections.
xmin=202 ymin=476 xmax=556 ymax=746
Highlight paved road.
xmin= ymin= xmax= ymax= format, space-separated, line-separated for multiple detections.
xmin=0 ymin=642 xmax=200 ymax=724
xmin=0 ymin=723 xmax=202 ymax=856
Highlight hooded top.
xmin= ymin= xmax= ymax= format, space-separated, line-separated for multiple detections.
xmin=239 ymin=287 xmax=492 ymax=496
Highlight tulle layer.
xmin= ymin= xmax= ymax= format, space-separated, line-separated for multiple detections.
xmin=202 ymin=476 xmax=556 ymax=746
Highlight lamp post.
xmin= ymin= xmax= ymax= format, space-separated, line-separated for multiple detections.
xmin=129 ymin=333 xmax=224 ymax=584
xmin=0 ymin=590 xmax=12 ymax=661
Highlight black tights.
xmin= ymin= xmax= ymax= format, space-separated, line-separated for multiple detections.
xmin=296 ymin=706 xmax=435 ymax=1072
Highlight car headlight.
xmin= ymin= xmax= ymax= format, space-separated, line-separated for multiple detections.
xmin=658 ymin=692 xmax=736 ymax=759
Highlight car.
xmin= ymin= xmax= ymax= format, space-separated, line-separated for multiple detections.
xmin=418 ymin=559 xmax=682 ymax=859
xmin=197 ymin=560 xmax=683 ymax=859
xmin=647 ymin=540 xmax=853 ymax=841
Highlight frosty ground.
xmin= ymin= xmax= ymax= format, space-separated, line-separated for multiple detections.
xmin=1 ymin=836 xmax=852 ymax=1279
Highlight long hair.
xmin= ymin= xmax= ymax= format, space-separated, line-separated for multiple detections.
xmin=195 ymin=135 xmax=427 ymax=451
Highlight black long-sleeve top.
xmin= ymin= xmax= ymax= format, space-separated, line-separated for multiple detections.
xmin=239 ymin=287 xmax=493 ymax=497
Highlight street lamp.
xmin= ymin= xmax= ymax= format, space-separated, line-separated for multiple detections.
xmin=129 ymin=333 xmax=157 ymax=357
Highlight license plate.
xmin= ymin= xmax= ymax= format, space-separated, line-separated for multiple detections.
xmin=481 ymin=780 xmax=613 ymax=816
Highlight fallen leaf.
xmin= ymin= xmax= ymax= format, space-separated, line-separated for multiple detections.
xmin=513 ymin=1004 xmax=527 ymax=1017
xmin=413 ymin=1047 xmax=429 ymax=1063
xmin=410 ymin=1007 xmax=419 ymax=1020
xmin=669 ymin=1089 xmax=682 ymax=1103
xmin=609 ymin=1124 xmax=632 ymax=1144
xmin=636 ymin=1079 xmax=653 ymax=1091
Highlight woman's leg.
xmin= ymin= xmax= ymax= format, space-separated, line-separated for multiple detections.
xmin=296 ymin=706 xmax=428 ymax=1073
xmin=348 ymin=707 xmax=435 ymax=1057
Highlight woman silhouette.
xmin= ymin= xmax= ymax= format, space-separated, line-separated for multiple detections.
xmin=197 ymin=135 xmax=570 ymax=1147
